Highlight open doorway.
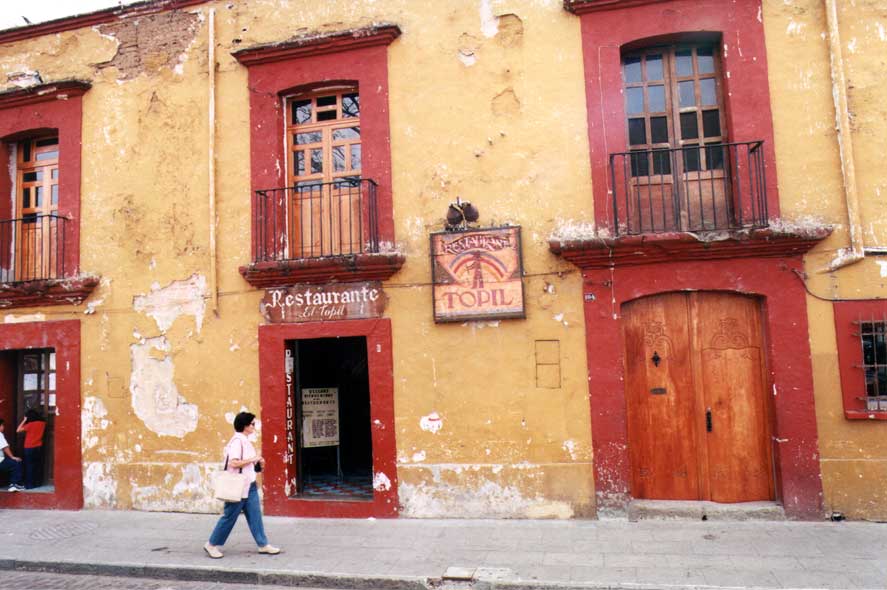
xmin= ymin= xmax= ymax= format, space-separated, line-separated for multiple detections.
xmin=287 ymin=337 xmax=372 ymax=501
xmin=0 ymin=348 xmax=55 ymax=492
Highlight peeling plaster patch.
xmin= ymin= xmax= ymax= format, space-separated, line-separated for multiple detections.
xmin=420 ymin=412 xmax=443 ymax=434
xmin=130 ymin=336 xmax=198 ymax=437
xmin=479 ymin=0 xmax=499 ymax=38
xmin=84 ymin=462 xmax=117 ymax=508
xmin=549 ymin=219 xmax=607 ymax=244
xmin=876 ymin=261 xmax=887 ymax=278
xmin=786 ymin=20 xmax=804 ymax=36
xmin=373 ymin=471 xmax=392 ymax=491
xmin=7 ymin=70 xmax=42 ymax=88
xmin=4 ymin=313 xmax=45 ymax=323
xmin=85 ymin=297 xmax=105 ymax=315
xmin=877 ymin=23 xmax=886 ymax=42
xmin=398 ymin=478 xmax=573 ymax=519
xmin=96 ymin=10 xmax=200 ymax=80
xmin=562 ymin=440 xmax=577 ymax=460
xmin=412 ymin=450 xmax=427 ymax=463
xmin=458 ymin=51 xmax=477 ymax=67
xmin=847 ymin=38 xmax=857 ymax=53
xmin=133 ymin=274 xmax=207 ymax=334
xmin=82 ymin=397 xmax=110 ymax=450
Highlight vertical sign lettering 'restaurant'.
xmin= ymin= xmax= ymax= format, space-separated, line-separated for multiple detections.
xmin=284 ymin=348 xmax=296 ymax=496
xmin=431 ymin=226 xmax=525 ymax=322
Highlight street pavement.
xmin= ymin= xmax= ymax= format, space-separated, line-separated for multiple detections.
xmin=0 ymin=509 xmax=884 ymax=590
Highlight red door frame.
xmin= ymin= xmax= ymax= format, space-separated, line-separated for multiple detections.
xmin=258 ymin=318 xmax=398 ymax=517
xmin=583 ymin=257 xmax=823 ymax=519
xmin=0 ymin=320 xmax=82 ymax=509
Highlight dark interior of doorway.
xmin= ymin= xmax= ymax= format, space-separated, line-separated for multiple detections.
xmin=291 ymin=336 xmax=372 ymax=501
xmin=0 ymin=349 xmax=55 ymax=492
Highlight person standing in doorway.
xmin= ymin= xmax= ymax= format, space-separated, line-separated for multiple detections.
xmin=204 ymin=412 xmax=281 ymax=559
xmin=0 ymin=419 xmax=24 ymax=491
xmin=17 ymin=409 xmax=46 ymax=489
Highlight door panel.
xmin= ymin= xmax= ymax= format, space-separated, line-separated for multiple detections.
xmin=695 ymin=293 xmax=773 ymax=502
xmin=624 ymin=293 xmax=699 ymax=500
xmin=624 ymin=291 xmax=774 ymax=503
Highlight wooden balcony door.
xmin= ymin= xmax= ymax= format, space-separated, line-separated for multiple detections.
xmin=623 ymin=292 xmax=775 ymax=503
xmin=16 ymin=137 xmax=59 ymax=281
xmin=623 ymin=45 xmax=730 ymax=232
xmin=287 ymin=90 xmax=363 ymax=258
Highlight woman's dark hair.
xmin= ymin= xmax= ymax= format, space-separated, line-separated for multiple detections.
xmin=233 ymin=412 xmax=255 ymax=433
xmin=25 ymin=408 xmax=45 ymax=422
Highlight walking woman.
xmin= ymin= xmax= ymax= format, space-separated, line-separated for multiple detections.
xmin=204 ymin=412 xmax=280 ymax=558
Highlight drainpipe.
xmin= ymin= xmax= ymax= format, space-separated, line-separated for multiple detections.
xmin=824 ymin=0 xmax=865 ymax=271
xmin=208 ymin=8 xmax=220 ymax=315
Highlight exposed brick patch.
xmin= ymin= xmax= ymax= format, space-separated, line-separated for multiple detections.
xmin=95 ymin=10 xmax=200 ymax=79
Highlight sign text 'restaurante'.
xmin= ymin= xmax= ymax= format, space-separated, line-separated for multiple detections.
xmin=261 ymin=281 xmax=386 ymax=323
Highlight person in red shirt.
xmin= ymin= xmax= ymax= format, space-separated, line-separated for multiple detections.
xmin=17 ymin=409 xmax=45 ymax=489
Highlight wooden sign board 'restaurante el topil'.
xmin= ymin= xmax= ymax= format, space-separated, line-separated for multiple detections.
xmin=431 ymin=226 xmax=525 ymax=323
xmin=260 ymin=281 xmax=387 ymax=323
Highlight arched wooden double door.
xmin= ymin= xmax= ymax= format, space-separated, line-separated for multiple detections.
xmin=623 ymin=292 xmax=775 ymax=503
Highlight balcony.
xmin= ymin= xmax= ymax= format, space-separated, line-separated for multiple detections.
xmin=548 ymin=140 xmax=832 ymax=269
xmin=240 ymin=178 xmax=404 ymax=287
xmin=610 ymin=141 xmax=768 ymax=236
xmin=0 ymin=214 xmax=98 ymax=308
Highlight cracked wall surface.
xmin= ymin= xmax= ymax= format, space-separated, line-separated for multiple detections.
xmin=0 ymin=0 xmax=881 ymax=518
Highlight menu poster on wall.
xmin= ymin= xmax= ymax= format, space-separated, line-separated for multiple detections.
xmin=301 ymin=387 xmax=340 ymax=448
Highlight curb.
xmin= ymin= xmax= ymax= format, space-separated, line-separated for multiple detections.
xmin=0 ymin=559 xmax=432 ymax=590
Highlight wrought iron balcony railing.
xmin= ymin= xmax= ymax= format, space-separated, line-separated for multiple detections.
xmin=253 ymin=178 xmax=379 ymax=262
xmin=609 ymin=141 xmax=768 ymax=236
xmin=0 ymin=214 xmax=68 ymax=283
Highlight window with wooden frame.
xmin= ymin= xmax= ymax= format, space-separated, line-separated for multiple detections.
xmin=14 ymin=136 xmax=60 ymax=281
xmin=286 ymin=88 xmax=364 ymax=257
xmin=623 ymin=45 xmax=726 ymax=175
xmin=834 ymin=301 xmax=887 ymax=419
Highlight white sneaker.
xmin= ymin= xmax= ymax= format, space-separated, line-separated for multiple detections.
xmin=203 ymin=543 xmax=223 ymax=559
xmin=7 ymin=485 xmax=18 ymax=492
xmin=258 ymin=544 xmax=280 ymax=555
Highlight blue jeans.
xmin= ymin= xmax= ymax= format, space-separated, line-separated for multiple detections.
xmin=208 ymin=482 xmax=268 ymax=547
xmin=23 ymin=447 xmax=43 ymax=489
xmin=0 ymin=456 xmax=23 ymax=487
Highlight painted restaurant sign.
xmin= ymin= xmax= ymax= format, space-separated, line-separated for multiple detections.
xmin=431 ymin=226 xmax=525 ymax=322
xmin=261 ymin=281 xmax=386 ymax=323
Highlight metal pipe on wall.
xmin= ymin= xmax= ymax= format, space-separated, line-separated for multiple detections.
xmin=824 ymin=0 xmax=865 ymax=271
xmin=208 ymin=7 xmax=219 ymax=314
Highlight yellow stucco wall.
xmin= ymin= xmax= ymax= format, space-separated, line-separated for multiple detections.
xmin=0 ymin=0 xmax=885 ymax=519
xmin=0 ymin=1 xmax=594 ymax=516
xmin=765 ymin=0 xmax=887 ymax=520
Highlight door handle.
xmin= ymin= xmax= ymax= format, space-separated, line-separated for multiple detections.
xmin=706 ymin=408 xmax=712 ymax=432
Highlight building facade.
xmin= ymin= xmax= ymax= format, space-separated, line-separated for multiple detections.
xmin=0 ymin=0 xmax=883 ymax=520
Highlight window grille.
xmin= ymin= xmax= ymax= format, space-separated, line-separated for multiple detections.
xmin=857 ymin=318 xmax=887 ymax=411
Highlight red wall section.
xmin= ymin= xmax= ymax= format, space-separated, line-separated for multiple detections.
xmin=258 ymin=318 xmax=398 ymax=518
xmin=833 ymin=300 xmax=887 ymax=420
xmin=244 ymin=45 xmax=395 ymax=252
xmin=583 ymin=257 xmax=823 ymax=519
xmin=575 ymin=0 xmax=780 ymax=228
xmin=0 ymin=320 xmax=81 ymax=510
xmin=0 ymin=94 xmax=85 ymax=276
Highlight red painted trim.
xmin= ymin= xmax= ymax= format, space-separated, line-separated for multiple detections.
xmin=564 ymin=0 xmax=673 ymax=15
xmin=232 ymin=25 xmax=401 ymax=66
xmin=239 ymin=33 xmax=397 ymax=268
xmin=574 ymin=0 xmax=780 ymax=229
xmin=549 ymin=229 xmax=830 ymax=269
xmin=582 ymin=257 xmax=823 ymax=519
xmin=0 ymin=0 xmax=208 ymax=46
xmin=0 ymin=275 xmax=99 ymax=309
xmin=0 ymin=82 xmax=88 ymax=279
xmin=0 ymin=320 xmax=82 ymax=510
xmin=833 ymin=300 xmax=887 ymax=420
xmin=239 ymin=253 xmax=406 ymax=287
xmin=259 ymin=319 xmax=398 ymax=518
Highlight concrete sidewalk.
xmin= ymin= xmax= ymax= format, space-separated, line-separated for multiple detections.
xmin=0 ymin=509 xmax=884 ymax=590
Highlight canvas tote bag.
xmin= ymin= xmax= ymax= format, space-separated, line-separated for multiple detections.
xmin=212 ymin=455 xmax=246 ymax=502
